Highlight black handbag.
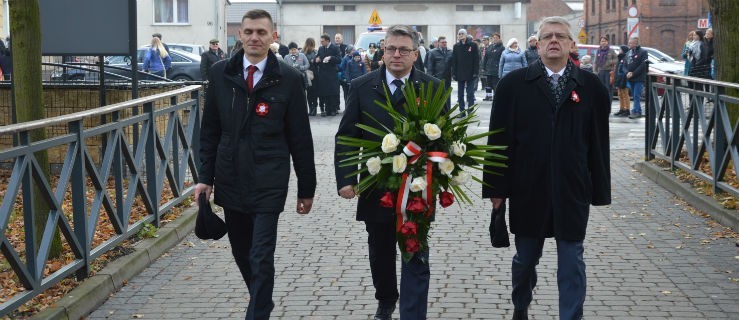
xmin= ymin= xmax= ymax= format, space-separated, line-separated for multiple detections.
xmin=194 ymin=192 xmax=228 ymax=240
xmin=489 ymin=202 xmax=510 ymax=248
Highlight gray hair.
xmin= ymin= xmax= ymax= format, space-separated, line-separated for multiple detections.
xmin=385 ymin=25 xmax=420 ymax=49
xmin=536 ymin=16 xmax=574 ymax=41
xmin=629 ymin=37 xmax=639 ymax=45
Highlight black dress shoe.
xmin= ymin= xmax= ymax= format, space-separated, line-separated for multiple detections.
xmin=374 ymin=304 xmax=395 ymax=320
xmin=513 ymin=309 xmax=528 ymax=320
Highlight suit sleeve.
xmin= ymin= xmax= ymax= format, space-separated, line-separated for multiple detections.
xmin=334 ymin=79 xmax=363 ymax=191
xmin=197 ymin=65 xmax=222 ymax=185
xmin=200 ymin=53 xmax=208 ymax=79
xmin=482 ymin=75 xmax=514 ymax=198
xmin=498 ymin=54 xmax=505 ymax=78
xmin=632 ymin=51 xmax=648 ymax=79
xmin=285 ymin=73 xmax=317 ymax=199
xmin=588 ymin=80 xmax=612 ymax=205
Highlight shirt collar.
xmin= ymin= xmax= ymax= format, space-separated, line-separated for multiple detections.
xmin=243 ymin=55 xmax=268 ymax=73
xmin=544 ymin=65 xmax=565 ymax=77
xmin=385 ymin=69 xmax=411 ymax=87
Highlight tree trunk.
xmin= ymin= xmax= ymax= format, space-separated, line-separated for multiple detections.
xmin=10 ymin=0 xmax=62 ymax=258
xmin=709 ymin=0 xmax=739 ymax=122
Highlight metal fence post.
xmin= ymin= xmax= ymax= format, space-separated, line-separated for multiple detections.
xmin=144 ymin=101 xmax=160 ymax=227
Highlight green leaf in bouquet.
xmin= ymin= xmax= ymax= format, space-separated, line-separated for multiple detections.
xmin=343 ymin=166 xmax=368 ymax=179
xmin=339 ymin=150 xmax=384 ymax=166
xmin=355 ymin=123 xmax=390 ymax=138
xmin=337 ymin=136 xmax=382 ymax=148
xmin=449 ymin=184 xmax=473 ymax=205
xmin=470 ymin=144 xmax=507 ymax=151
xmin=463 ymin=130 xmax=500 ymax=143
xmin=465 ymin=164 xmax=505 ymax=176
xmin=470 ymin=175 xmax=495 ymax=190
xmin=469 ymin=157 xmax=507 ymax=167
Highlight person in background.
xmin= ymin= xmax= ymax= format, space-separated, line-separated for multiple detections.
xmin=270 ymin=42 xmax=283 ymax=60
xmin=230 ymin=40 xmax=243 ymax=58
xmin=450 ymin=28 xmax=479 ymax=117
xmin=484 ymin=16 xmax=611 ymax=320
xmin=335 ymin=33 xmax=350 ymax=110
xmin=365 ymin=43 xmax=378 ymax=72
xmin=482 ymin=33 xmax=505 ymax=101
xmin=276 ymin=34 xmax=289 ymax=57
xmin=681 ymin=31 xmax=696 ymax=76
xmin=143 ymin=37 xmax=171 ymax=79
xmin=579 ymin=54 xmax=593 ymax=73
xmin=524 ymin=35 xmax=540 ymax=65
xmin=498 ymin=38 xmax=527 ymax=79
xmin=286 ymin=42 xmax=311 ymax=88
xmin=0 ymin=38 xmax=11 ymax=80
xmin=613 ymin=45 xmax=631 ymax=117
xmin=593 ymin=36 xmax=617 ymax=100
xmin=303 ymin=37 xmax=320 ymax=116
xmin=479 ymin=36 xmax=490 ymax=96
xmin=315 ymin=33 xmax=341 ymax=117
xmin=569 ymin=46 xmax=580 ymax=67
xmin=625 ymin=37 xmax=648 ymax=119
xmin=372 ymin=39 xmax=385 ymax=71
xmin=194 ymin=9 xmax=316 ymax=319
xmin=200 ymin=38 xmax=226 ymax=80
xmin=342 ymin=51 xmax=366 ymax=84
xmin=705 ymin=28 xmax=714 ymax=79
xmin=152 ymin=33 xmax=171 ymax=75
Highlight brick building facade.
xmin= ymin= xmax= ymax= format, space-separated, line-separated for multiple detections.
xmin=584 ymin=0 xmax=709 ymax=58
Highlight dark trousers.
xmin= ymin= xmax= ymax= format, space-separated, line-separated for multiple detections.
xmin=486 ymin=76 xmax=500 ymax=94
xmin=597 ymin=70 xmax=612 ymax=100
xmin=224 ymin=210 xmax=281 ymax=320
xmin=480 ymin=76 xmax=488 ymax=91
xmin=319 ymin=95 xmax=339 ymax=115
xmin=306 ymin=89 xmax=318 ymax=115
xmin=512 ymin=236 xmax=585 ymax=320
xmin=365 ymin=221 xmax=430 ymax=319
xmin=456 ymin=80 xmax=476 ymax=113
xmin=340 ymin=81 xmax=350 ymax=110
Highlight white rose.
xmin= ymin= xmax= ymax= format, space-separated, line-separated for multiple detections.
xmin=410 ymin=177 xmax=427 ymax=192
xmin=392 ymin=154 xmax=408 ymax=173
xmin=381 ymin=133 xmax=400 ymax=153
xmin=451 ymin=171 xmax=471 ymax=186
xmin=366 ymin=156 xmax=382 ymax=175
xmin=438 ymin=159 xmax=455 ymax=176
xmin=423 ymin=123 xmax=442 ymax=141
xmin=452 ymin=141 xmax=467 ymax=157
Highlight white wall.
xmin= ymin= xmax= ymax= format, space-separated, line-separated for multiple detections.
xmin=279 ymin=3 xmax=528 ymax=49
xmin=137 ymin=0 xmax=228 ymax=47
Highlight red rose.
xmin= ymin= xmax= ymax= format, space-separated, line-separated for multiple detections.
xmin=379 ymin=192 xmax=395 ymax=208
xmin=439 ymin=191 xmax=454 ymax=208
xmin=404 ymin=238 xmax=420 ymax=253
xmin=400 ymin=221 xmax=418 ymax=236
xmin=406 ymin=197 xmax=427 ymax=213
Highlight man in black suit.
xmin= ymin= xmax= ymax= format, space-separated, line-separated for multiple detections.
xmin=335 ymin=24 xmax=446 ymax=320
xmin=194 ymin=9 xmax=316 ymax=320
xmin=315 ymin=34 xmax=341 ymax=116
xmin=483 ymin=16 xmax=611 ymax=320
xmin=450 ymin=28 xmax=479 ymax=117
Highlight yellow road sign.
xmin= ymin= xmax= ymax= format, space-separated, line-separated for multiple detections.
xmin=578 ymin=28 xmax=587 ymax=44
xmin=369 ymin=9 xmax=382 ymax=25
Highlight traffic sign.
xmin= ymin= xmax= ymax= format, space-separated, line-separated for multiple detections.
xmin=578 ymin=19 xmax=585 ymax=28
xmin=697 ymin=19 xmax=709 ymax=29
xmin=628 ymin=4 xmax=638 ymax=17
xmin=368 ymin=9 xmax=382 ymax=25
xmin=627 ymin=18 xmax=639 ymax=38
xmin=578 ymin=28 xmax=587 ymax=44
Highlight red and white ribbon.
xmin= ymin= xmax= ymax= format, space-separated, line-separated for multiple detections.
xmin=403 ymin=141 xmax=422 ymax=164
xmin=395 ymin=143 xmax=450 ymax=229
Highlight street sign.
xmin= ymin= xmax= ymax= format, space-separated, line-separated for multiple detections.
xmin=627 ymin=18 xmax=639 ymax=39
xmin=628 ymin=4 xmax=638 ymax=17
xmin=698 ymin=19 xmax=709 ymax=29
xmin=368 ymin=9 xmax=382 ymax=25
xmin=578 ymin=19 xmax=585 ymax=28
xmin=578 ymin=28 xmax=587 ymax=44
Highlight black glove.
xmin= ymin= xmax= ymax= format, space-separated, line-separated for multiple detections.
xmin=489 ymin=202 xmax=510 ymax=248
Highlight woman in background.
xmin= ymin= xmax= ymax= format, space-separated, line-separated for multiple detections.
xmin=302 ymin=37 xmax=319 ymax=116
xmin=143 ymin=37 xmax=171 ymax=79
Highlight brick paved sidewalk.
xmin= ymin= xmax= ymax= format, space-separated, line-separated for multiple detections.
xmin=87 ymin=113 xmax=739 ymax=320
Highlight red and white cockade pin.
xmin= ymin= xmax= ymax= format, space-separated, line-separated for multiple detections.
xmin=255 ymin=102 xmax=269 ymax=116
xmin=570 ymin=91 xmax=580 ymax=103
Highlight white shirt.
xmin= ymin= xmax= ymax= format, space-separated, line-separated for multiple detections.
xmin=544 ymin=66 xmax=565 ymax=78
xmin=243 ymin=55 xmax=268 ymax=87
xmin=385 ymin=70 xmax=411 ymax=94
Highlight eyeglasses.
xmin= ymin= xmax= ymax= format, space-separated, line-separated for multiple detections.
xmin=539 ymin=32 xmax=572 ymax=41
xmin=385 ymin=46 xmax=415 ymax=56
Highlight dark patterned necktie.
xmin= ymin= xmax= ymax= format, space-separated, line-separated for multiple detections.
xmin=392 ymin=79 xmax=404 ymax=102
xmin=550 ymin=73 xmax=562 ymax=104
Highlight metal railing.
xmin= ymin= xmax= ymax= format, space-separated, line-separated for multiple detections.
xmin=646 ymin=73 xmax=739 ymax=197
xmin=0 ymin=85 xmax=202 ymax=316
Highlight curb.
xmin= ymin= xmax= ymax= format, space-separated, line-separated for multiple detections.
xmin=634 ymin=161 xmax=739 ymax=232
xmin=31 ymin=206 xmax=198 ymax=320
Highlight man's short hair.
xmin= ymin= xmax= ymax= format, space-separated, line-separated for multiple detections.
xmin=437 ymin=36 xmax=446 ymax=41
xmin=320 ymin=34 xmax=331 ymax=42
xmin=493 ymin=33 xmax=501 ymax=39
xmin=242 ymin=9 xmax=274 ymax=27
xmin=536 ymin=16 xmax=574 ymax=41
xmin=152 ymin=33 xmax=162 ymax=40
xmin=385 ymin=25 xmax=420 ymax=49
xmin=629 ymin=37 xmax=639 ymax=45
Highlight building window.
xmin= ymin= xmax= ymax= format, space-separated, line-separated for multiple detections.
xmin=323 ymin=5 xmax=335 ymax=11
xmin=591 ymin=0 xmax=595 ymax=14
xmin=659 ymin=0 xmax=676 ymax=5
xmin=483 ymin=5 xmax=501 ymax=11
xmin=606 ymin=0 xmax=610 ymax=10
xmin=611 ymin=34 xmax=616 ymax=44
xmin=154 ymin=0 xmax=188 ymax=24
xmin=456 ymin=5 xmax=474 ymax=11
xmin=624 ymin=0 xmax=628 ymax=8
xmin=343 ymin=5 xmax=356 ymax=11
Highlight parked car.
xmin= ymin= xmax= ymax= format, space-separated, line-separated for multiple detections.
xmin=354 ymin=27 xmax=387 ymax=51
xmin=106 ymin=48 xmax=203 ymax=81
xmin=147 ymin=43 xmax=206 ymax=56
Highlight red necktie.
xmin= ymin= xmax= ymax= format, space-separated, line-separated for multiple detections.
xmin=246 ymin=65 xmax=257 ymax=93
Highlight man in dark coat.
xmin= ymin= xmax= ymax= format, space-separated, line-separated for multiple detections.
xmin=451 ymin=28 xmax=479 ymax=116
xmin=482 ymin=33 xmax=505 ymax=101
xmin=425 ymin=36 xmax=451 ymax=83
xmin=335 ymin=33 xmax=350 ymax=111
xmin=200 ymin=38 xmax=226 ymax=80
xmin=194 ymin=9 xmax=316 ymax=320
xmin=483 ymin=16 xmax=611 ymax=320
xmin=624 ymin=37 xmax=648 ymax=119
xmin=335 ymin=25 xmax=447 ymax=320
xmin=315 ymin=34 xmax=341 ymax=116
